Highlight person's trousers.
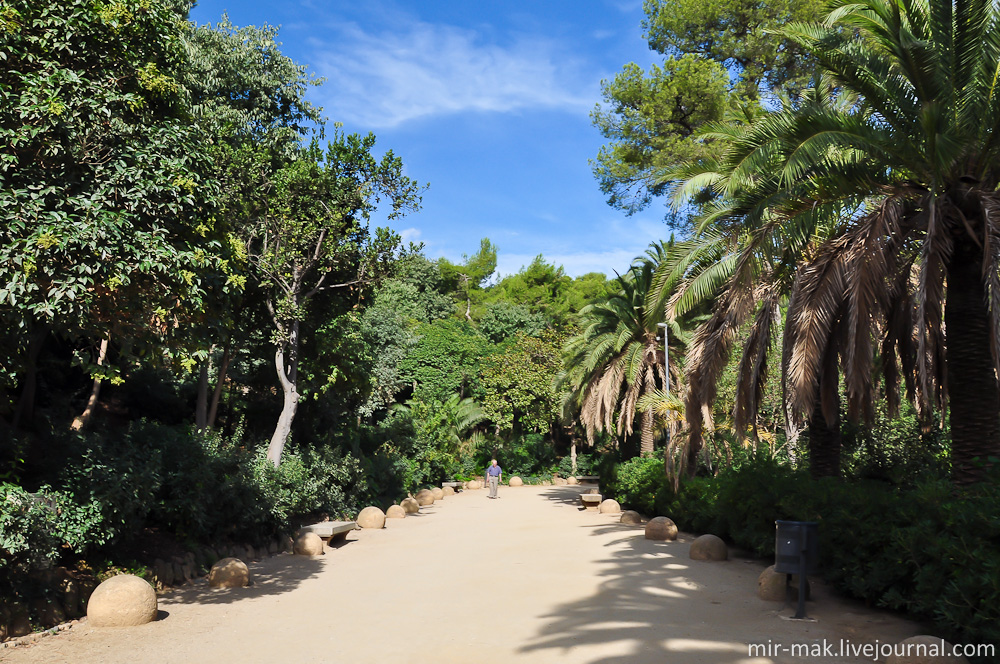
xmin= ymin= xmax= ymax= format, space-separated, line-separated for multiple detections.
xmin=488 ymin=475 xmax=499 ymax=497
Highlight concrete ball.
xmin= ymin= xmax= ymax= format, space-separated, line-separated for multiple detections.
xmin=415 ymin=489 xmax=435 ymax=506
xmin=208 ymin=558 xmax=251 ymax=589
xmin=567 ymin=476 xmax=579 ymax=485
xmin=757 ymin=565 xmax=795 ymax=601
xmin=401 ymin=497 xmax=420 ymax=514
xmin=431 ymin=487 xmax=445 ymax=501
xmin=357 ymin=506 xmax=387 ymax=529
xmin=599 ymin=499 xmax=621 ymax=514
xmin=509 ymin=476 xmax=523 ymax=487
xmin=87 ymin=574 xmax=158 ymax=627
xmin=620 ymin=510 xmax=643 ymax=525
xmin=553 ymin=477 xmax=568 ymax=486
xmin=541 ymin=480 xmax=552 ymax=486
xmin=386 ymin=504 xmax=407 ymax=519
xmin=442 ymin=486 xmax=456 ymax=496
xmin=644 ymin=516 xmax=678 ymax=541
xmin=689 ymin=534 xmax=728 ymax=561
xmin=885 ymin=636 xmax=968 ymax=664
xmin=293 ymin=531 xmax=324 ymax=556
xmin=466 ymin=480 xmax=481 ymax=490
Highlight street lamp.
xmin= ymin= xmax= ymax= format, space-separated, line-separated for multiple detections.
xmin=656 ymin=322 xmax=669 ymax=396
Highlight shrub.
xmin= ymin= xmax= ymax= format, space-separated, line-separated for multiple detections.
xmin=607 ymin=456 xmax=665 ymax=514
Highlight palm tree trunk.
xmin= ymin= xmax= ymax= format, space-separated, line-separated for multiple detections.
xmin=945 ymin=245 xmax=1000 ymax=484
xmin=807 ymin=401 xmax=841 ymax=479
xmin=639 ymin=407 xmax=654 ymax=456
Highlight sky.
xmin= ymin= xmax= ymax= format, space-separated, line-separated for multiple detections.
xmin=188 ymin=0 xmax=669 ymax=278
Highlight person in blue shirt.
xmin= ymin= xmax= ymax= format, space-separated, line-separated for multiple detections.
xmin=486 ymin=459 xmax=502 ymax=499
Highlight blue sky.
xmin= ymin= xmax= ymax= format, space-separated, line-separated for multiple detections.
xmin=189 ymin=0 xmax=668 ymax=278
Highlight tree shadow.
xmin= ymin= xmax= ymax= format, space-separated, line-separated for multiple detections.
xmin=158 ymin=551 xmax=327 ymax=607
xmin=518 ymin=510 xmax=914 ymax=664
xmin=538 ymin=485 xmax=596 ymax=509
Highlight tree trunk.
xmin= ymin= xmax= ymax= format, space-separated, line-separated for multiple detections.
xmin=71 ymin=337 xmax=109 ymax=432
xmin=195 ymin=362 xmax=209 ymax=432
xmin=945 ymin=242 xmax=1000 ymax=484
xmin=207 ymin=343 xmax=232 ymax=430
xmin=570 ymin=442 xmax=577 ymax=476
xmin=11 ymin=325 xmax=48 ymax=431
xmin=807 ymin=400 xmax=841 ymax=479
xmin=267 ymin=321 xmax=300 ymax=467
xmin=639 ymin=407 xmax=654 ymax=456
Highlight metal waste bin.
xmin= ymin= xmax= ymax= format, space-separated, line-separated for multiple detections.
xmin=774 ymin=520 xmax=819 ymax=575
xmin=774 ymin=520 xmax=819 ymax=619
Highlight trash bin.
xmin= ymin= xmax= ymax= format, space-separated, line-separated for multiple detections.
xmin=774 ymin=520 xmax=819 ymax=575
xmin=774 ymin=520 xmax=819 ymax=619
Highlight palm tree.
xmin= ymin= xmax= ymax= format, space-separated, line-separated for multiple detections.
xmin=661 ymin=78 xmax=856 ymax=479
xmin=559 ymin=243 xmax=686 ymax=456
xmin=678 ymin=0 xmax=1000 ymax=484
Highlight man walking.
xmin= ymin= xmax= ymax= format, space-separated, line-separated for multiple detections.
xmin=486 ymin=459 xmax=502 ymax=499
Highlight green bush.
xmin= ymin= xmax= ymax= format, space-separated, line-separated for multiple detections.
xmin=606 ymin=456 xmax=665 ymax=514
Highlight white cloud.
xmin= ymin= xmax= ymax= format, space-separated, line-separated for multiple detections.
xmin=399 ymin=227 xmax=422 ymax=243
xmin=308 ymin=19 xmax=595 ymax=128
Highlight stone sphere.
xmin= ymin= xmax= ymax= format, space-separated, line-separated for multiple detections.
xmin=621 ymin=510 xmax=643 ymax=525
xmin=442 ymin=486 xmax=456 ymax=496
xmin=208 ymin=558 xmax=251 ymax=589
xmin=885 ymin=636 xmax=967 ymax=664
xmin=466 ymin=480 xmax=481 ymax=490
xmin=645 ymin=516 xmax=678 ymax=541
xmin=431 ymin=487 xmax=445 ymax=501
xmin=357 ymin=506 xmax=386 ymax=529
xmin=415 ymin=489 xmax=435 ymax=506
xmin=401 ymin=497 xmax=420 ymax=513
xmin=87 ymin=574 xmax=158 ymax=627
xmin=386 ymin=504 xmax=406 ymax=519
xmin=553 ymin=477 xmax=568 ymax=486
xmin=541 ymin=480 xmax=551 ymax=486
xmin=567 ymin=476 xmax=579 ymax=485
xmin=690 ymin=534 xmax=728 ymax=561
xmin=757 ymin=565 xmax=795 ymax=601
xmin=599 ymin=499 xmax=621 ymax=514
xmin=509 ymin=476 xmax=523 ymax=487
xmin=293 ymin=531 xmax=324 ymax=556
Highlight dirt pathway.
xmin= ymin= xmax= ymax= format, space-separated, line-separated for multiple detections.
xmin=2 ymin=485 xmax=920 ymax=664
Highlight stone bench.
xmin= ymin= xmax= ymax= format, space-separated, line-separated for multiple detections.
xmin=300 ymin=520 xmax=357 ymax=542
xmin=442 ymin=481 xmax=463 ymax=492
xmin=580 ymin=493 xmax=602 ymax=510
xmin=577 ymin=475 xmax=599 ymax=483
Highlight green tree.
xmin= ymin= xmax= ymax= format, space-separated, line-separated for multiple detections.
xmin=439 ymin=238 xmax=497 ymax=320
xmin=249 ymin=135 xmax=421 ymax=465
xmin=480 ymin=332 xmax=564 ymax=437
xmin=592 ymin=0 xmax=827 ymax=220
xmin=400 ymin=319 xmax=491 ymax=403
xmin=642 ymin=0 xmax=826 ymax=99
xmin=0 ymin=0 xmax=232 ymax=431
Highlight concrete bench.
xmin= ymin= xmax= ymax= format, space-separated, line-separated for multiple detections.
xmin=580 ymin=493 xmax=602 ymax=510
xmin=577 ymin=475 xmax=599 ymax=484
xmin=442 ymin=481 xmax=463 ymax=491
xmin=300 ymin=520 xmax=357 ymax=542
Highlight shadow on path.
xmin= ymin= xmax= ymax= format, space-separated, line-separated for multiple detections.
xmin=158 ymin=552 xmax=326 ymax=607
xmin=519 ymin=488 xmax=897 ymax=664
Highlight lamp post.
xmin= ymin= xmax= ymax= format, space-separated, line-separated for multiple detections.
xmin=656 ymin=322 xmax=669 ymax=396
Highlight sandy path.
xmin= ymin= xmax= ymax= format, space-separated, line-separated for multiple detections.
xmin=2 ymin=485 xmax=920 ymax=664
